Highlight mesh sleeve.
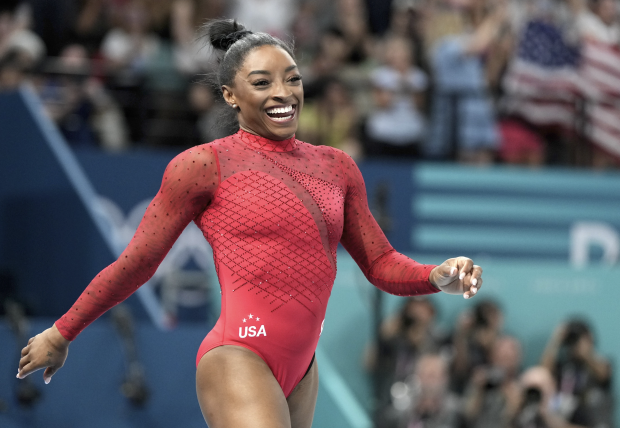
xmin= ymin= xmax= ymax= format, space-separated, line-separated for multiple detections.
xmin=55 ymin=145 xmax=219 ymax=341
xmin=337 ymin=150 xmax=439 ymax=296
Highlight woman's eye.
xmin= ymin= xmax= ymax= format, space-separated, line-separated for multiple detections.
xmin=289 ymin=75 xmax=302 ymax=83
xmin=253 ymin=80 xmax=269 ymax=87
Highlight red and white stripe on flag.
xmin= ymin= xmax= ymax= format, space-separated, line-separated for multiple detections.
xmin=503 ymin=39 xmax=620 ymax=161
xmin=581 ymin=40 xmax=620 ymax=160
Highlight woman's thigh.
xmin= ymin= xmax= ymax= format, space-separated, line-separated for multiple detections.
xmin=196 ymin=345 xmax=291 ymax=428
xmin=287 ymin=358 xmax=319 ymax=428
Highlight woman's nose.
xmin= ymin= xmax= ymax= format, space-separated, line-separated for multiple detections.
xmin=271 ymin=81 xmax=292 ymax=100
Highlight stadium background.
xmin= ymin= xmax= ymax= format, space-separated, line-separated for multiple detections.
xmin=1 ymin=0 xmax=619 ymax=427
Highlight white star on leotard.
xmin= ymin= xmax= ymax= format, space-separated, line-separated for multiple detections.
xmin=256 ymin=317 xmax=260 ymax=321
xmin=243 ymin=318 xmax=246 ymax=322
xmin=249 ymin=314 xmax=253 ymax=319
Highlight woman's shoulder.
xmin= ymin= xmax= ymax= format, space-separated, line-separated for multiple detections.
xmin=296 ymin=139 xmax=346 ymax=161
xmin=165 ymin=141 xmax=221 ymax=172
xmin=295 ymin=141 xmax=361 ymax=177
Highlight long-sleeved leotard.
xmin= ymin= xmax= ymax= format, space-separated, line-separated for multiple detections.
xmin=55 ymin=130 xmax=439 ymax=397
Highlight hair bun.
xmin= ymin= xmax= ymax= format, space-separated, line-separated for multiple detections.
xmin=205 ymin=19 xmax=252 ymax=52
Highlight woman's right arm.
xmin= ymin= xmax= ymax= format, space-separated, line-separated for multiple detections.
xmin=18 ymin=144 xmax=219 ymax=383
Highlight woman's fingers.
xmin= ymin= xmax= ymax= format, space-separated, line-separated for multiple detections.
xmin=19 ymin=361 xmax=48 ymax=380
xmin=463 ymin=276 xmax=484 ymax=299
xmin=21 ymin=345 xmax=30 ymax=357
xmin=470 ymin=265 xmax=483 ymax=291
xmin=18 ymin=352 xmax=30 ymax=371
xmin=43 ymin=366 xmax=59 ymax=384
xmin=459 ymin=261 xmax=483 ymax=299
xmin=457 ymin=257 xmax=474 ymax=280
xmin=432 ymin=257 xmax=485 ymax=298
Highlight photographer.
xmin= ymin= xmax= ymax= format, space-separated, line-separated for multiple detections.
xmin=452 ymin=299 xmax=505 ymax=393
xmin=512 ymin=366 xmax=584 ymax=428
xmin=392 ymin=354 xmax=465 ymax=428
xmin=366 ymin=297 xmax=449 ymax=427
xmin=541 ymin=319 xmax=613 ymax=428
xmin=463 ymin=336 xmax=523 ymax=428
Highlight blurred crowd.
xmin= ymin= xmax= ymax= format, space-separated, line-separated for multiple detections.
xmin=1 ymin=0 xmax=620 ymax=168
xmin=365 ymin=297 xmax=614 ymax=428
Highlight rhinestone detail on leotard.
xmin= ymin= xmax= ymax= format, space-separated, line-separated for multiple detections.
xmin=253 ymin=150 xmax=345 ymax=265
xmin=199 ymin=170 xmax=334 ymax=313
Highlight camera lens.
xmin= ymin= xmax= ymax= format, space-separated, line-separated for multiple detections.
xmin=523 ymin=387 xmax=542 ymax=405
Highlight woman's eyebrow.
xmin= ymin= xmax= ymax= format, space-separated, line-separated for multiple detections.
xmin=247 ymin=65 xmax=298 ymax=77
xmin=247 ymin=70 xmax=269 ymax=77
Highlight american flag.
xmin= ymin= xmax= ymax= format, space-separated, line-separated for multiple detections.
xmin=503 ymin=20 xmax=620 ymax=161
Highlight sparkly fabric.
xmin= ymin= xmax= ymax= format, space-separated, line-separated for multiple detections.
xmin=55 ymin=129 xmax=438 ymax=396
xmin=198 ymin=170 xmax=334 ymax=312
xmin=236 ymin=130 xmax=298 ymax=152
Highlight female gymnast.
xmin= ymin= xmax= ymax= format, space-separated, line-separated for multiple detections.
xmin=17 ymin=19 xmax=483 ymax=428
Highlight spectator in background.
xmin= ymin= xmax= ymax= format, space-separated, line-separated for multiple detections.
xmin=297 ymin=78 xmax=362 ymax=158
xmin=366 ymin=297 xmax=450 ymax=426
xmin=393 ymin=354 xmax=465 ymax=428
xmin=101 ymin=0 xmax=160 ymax=79
xmin=512 ymin=366 xmax=581 ymax=428
xmin=0 ymin=0 xmax=45 ymax=69
xmin=498 ymin=118 xmax=545 ymax=166
xmin=228 ymin=0 xmax=298 ymax=39
xmin=101 ymin=0 xmax=160 ymax=143
xmin=387 ymin=1 xmax=431 ymax=72
xmin=463 ymin=336 xmax=523 ymax=428
xmin=424 ymin=0 xmax=507 ymax=164
xmin=142 ymin=0 xmax=174 ymax=39
xmin=0 ymin=49 xmax=28 ymax=90
xmin=451 ymin=299 xmax=505 ymax=393
xmin=573 ymin=0 xmax=620 ymax=169
xmin=331 ymin=0 xmax=371 ymax=64
xmin=575 ymin=0 xmax=620 ymax=44
xmin=301 ymin=27 xmax=351 ymax=98
xmin=35 ymin=44 xmax=130 ymax=150
xmin=73 ymin=0 xmax=115 ymax=56
xmin=172 ymin=0 xmax=225 ymax=76
xmin=541 ymin=319 xmax=614 ymax=428
xmin=362 ymin=35 xmax=428 ymax=158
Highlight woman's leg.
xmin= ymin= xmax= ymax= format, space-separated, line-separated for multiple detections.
xmin=287 ymin=358 xmax=319 ymax=428
xmin=196 ymin=345 xmax=291 ymax=428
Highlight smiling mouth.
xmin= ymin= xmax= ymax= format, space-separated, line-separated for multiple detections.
xmin=265 ymin=104 xmax=296 ymax=122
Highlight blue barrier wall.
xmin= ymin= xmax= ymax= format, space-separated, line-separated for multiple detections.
xmin=0 ymin=90 xmax=115 ymax=317
xmin=1 ymin=88 xmax=619 ymax=427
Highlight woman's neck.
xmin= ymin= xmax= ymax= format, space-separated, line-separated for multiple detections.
xmin=235 ymin=128 xmax=298 ymax=153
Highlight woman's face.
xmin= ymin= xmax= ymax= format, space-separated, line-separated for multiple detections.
xmin=223 ymin=45 xmax=303 ymax=140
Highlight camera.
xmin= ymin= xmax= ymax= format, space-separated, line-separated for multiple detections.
xmin=562 ymin=320 xmax=589 ymax=347
xmin=484 ymin=367 xmax=505 ymax=390
xmin=523 ymin=387 xmax=543 ymax=406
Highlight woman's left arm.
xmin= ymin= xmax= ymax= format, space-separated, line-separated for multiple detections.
xmin=337 ymin=150 xmax=482 ymax=298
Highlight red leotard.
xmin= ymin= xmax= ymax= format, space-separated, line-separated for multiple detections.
xmin=55 ymin=130 xmax=439 ymax=397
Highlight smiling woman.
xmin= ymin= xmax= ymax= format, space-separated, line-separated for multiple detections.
xmin=221 ymin=43 xmax=303 ymax=140
xmin=17 ymin=18 xmax=484 ymax=428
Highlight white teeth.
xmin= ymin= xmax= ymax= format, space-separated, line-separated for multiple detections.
xmin=271 ymin=114 xmax=294 ymax=122
xmin=266 ymin=105 xmax=293 ymax=114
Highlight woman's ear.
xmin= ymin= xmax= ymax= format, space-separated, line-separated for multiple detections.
xmin=222 ymin=85 xmax=235 ymax=107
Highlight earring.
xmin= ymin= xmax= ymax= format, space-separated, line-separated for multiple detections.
xmin=232 ymin=103 xmax=237 ymax=109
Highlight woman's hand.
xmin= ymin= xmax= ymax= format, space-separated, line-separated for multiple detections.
xmin=429 ymin=257 xmax=483 ymax=299
xmin=18 ymin=324 xmax=70 ymax=384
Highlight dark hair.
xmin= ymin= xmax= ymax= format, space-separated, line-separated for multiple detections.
xmin=563 ymin=318 xmax=592 ymax=347
xmin=0 ymin=0 xmax=20 ymax=15
xmin=473 ymin=299 xmax=501 ymax=328
xmin=200 ymin=19 xmax=296 ymax=135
